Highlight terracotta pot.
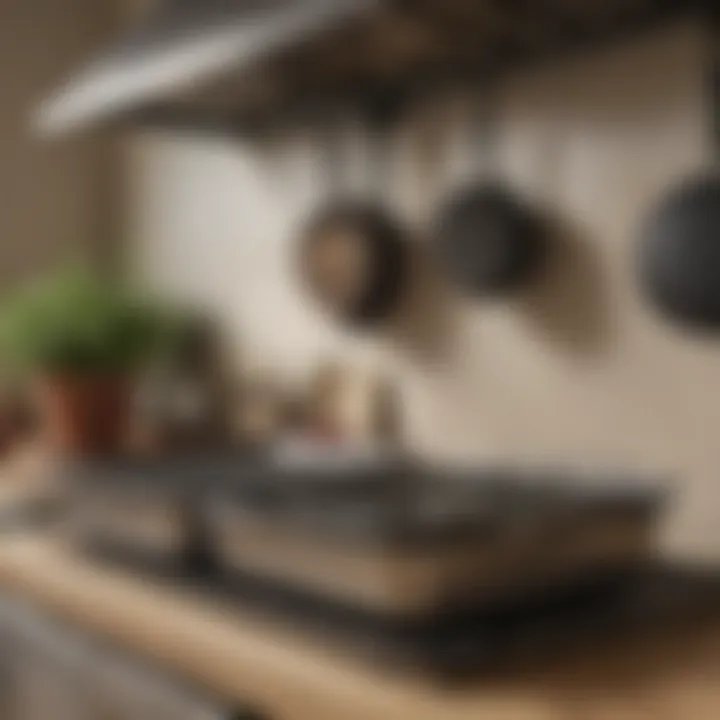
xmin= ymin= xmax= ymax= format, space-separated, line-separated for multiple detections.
xmin=0 ymin=414 xmax=13 ymax=456
xmin=37 ymin=374 xmax=131 ymax=456
xmin=0 ymin=398 xmax=33 ymax=457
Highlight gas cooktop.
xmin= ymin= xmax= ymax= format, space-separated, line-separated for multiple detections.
xmin=62 ymin=452 xmax=673 ymax=677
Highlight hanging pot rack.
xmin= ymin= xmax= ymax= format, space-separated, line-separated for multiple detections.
xmin=39 ymin=0 xmax=700 ymax=139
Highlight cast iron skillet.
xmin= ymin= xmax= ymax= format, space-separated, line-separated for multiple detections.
xmin=638 ymin=10 xmax=720 ymax=332
xmin=433 ymin=91 xmax=543 ymax=297
xmin=435 ymin=181 xmax=543 ymax=296
xmin=639 ymin=172 xmax=720 ymax=332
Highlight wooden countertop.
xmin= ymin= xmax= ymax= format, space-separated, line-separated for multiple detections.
xmin=0 ymin=533 xmax=719 ymax=720
xmin=0 ymin=447 xmax=719 ymax=719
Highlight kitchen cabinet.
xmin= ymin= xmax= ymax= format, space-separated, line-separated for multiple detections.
xmin=0 ymin=595 xmax=265 ymax=720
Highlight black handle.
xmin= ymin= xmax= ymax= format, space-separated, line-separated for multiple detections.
xmin=709 ymin=1 xmax=720 ymax=159
xmin=363 ymin=88 xmax=406 ymax=200
xmin=470 ymin=83 xmax=501 ymax=177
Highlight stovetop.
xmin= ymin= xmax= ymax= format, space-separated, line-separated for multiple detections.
xmin=65 ymin=452 xmax=663 ymax=546
xmin=62 ymin=451 xmax=673 ymax=678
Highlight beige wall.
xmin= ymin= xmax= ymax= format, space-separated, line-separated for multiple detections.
xmin=125 ymin=21 xmax=720 ymax=559
xmin=0 ymin=1 xmax=116 ymax=284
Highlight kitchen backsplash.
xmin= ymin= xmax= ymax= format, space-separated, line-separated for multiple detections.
xmin=123 ymin=21 xmax=717 ymax=559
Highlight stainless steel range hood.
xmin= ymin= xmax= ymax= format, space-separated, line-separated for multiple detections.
xmin=34 ymin=0 xmax=376 ymax=137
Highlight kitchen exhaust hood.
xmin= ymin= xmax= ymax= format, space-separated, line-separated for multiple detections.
xmin=34 ymin=0 xmax=376 ymax=137
xmin=35 ymin=0 xmax=693 ymax=138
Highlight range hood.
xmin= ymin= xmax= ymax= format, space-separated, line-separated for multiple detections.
xmin=35 ymin=0 xmax=693 ymax=138
xmin=35 ymin=0 xmax=376 ymax=137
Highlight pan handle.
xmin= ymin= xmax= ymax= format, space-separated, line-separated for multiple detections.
xmin=708 ymin=2 xmax=720 ymax=161
xmin=469 ymin=83 xmax=502 ymax=180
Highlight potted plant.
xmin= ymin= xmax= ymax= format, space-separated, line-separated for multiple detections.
xmin=0 ymin=268 xmax=165 ymax=456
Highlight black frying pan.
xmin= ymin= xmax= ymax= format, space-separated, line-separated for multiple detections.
xmin=639 ymin=172 xmax=720 ymax=330
xmin=436 ymin=182 xmax=542 ymax=295
xmin=638 ymin=12 xmax=720 ymax=331
xmin=298 ymin=104 xmax=409 ymax=327
xmin=434 ymin=96 xmax=543 ymax=297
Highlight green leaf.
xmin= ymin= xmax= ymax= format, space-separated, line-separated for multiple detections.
xmin=0 ymin=268 xmax=172 ymax=376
